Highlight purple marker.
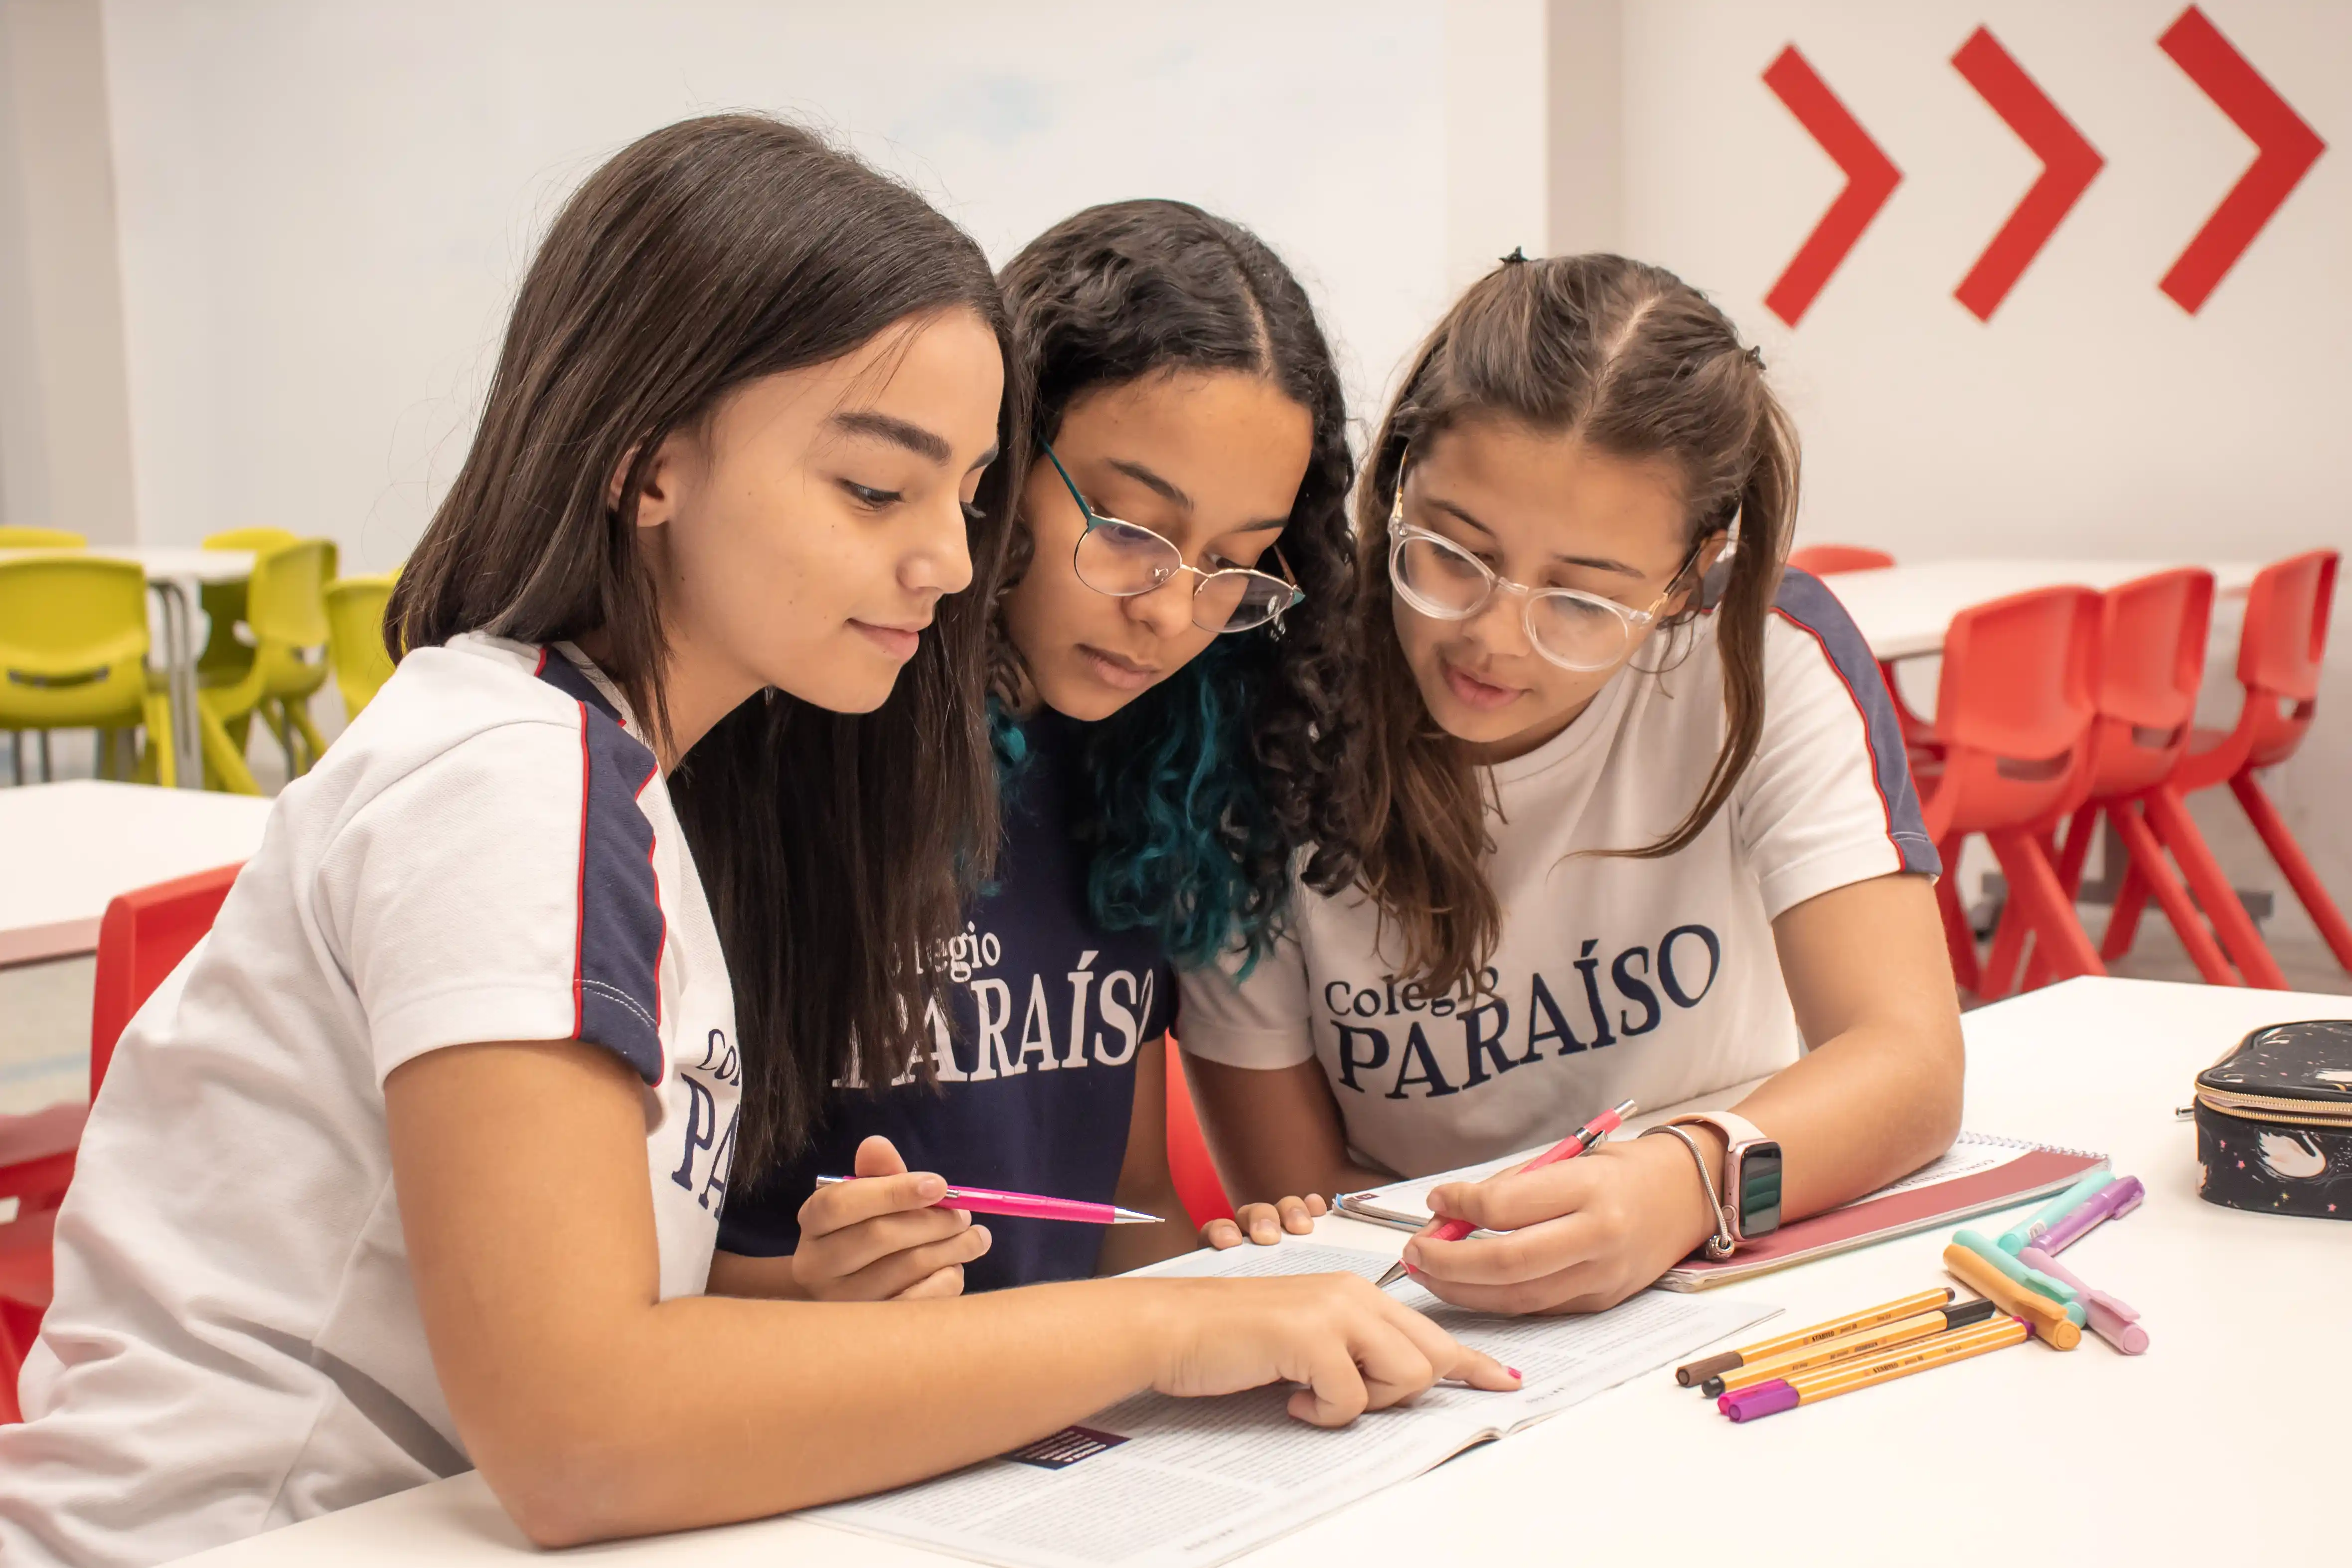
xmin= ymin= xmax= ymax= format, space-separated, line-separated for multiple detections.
xmin=2021 ymin=1246 xmax=2149 ymax=1355
xmin=2034 ymin=1174 xmax=2145 ymax=1255
xmin=1721 ymin=1381 xmax=1800 ymax=1421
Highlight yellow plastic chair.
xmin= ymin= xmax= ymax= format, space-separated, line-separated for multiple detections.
xmin=176 ymin=539 xmax=335 ymax=793
xmin=0 ymin=555 xmax=173 ymax=787
xmin=194 ymin=528 xmax=300 ymax=689
xmin=324 ymin=573 xmax=399 ymax=721
xmin=0 ymin=527 xmax=87 ymax=549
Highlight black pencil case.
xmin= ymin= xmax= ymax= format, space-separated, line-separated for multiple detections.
xmin=2194 ymin=1018 xmax=2352 ymax=1220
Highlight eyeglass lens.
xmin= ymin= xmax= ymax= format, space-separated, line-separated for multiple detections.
xmin=1392 ymin=530 xmax=1635 ymax=670
xmin=1074 ymin=518 xmax=1290 ymax=632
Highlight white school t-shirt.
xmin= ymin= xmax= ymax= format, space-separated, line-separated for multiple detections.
xmin=1178 ymin=571 xmax=1936 ymax=1179
xmin=0 ymin=635 xmax=742 ymax=1568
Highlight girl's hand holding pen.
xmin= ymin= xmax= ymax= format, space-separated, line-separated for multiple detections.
xmin=1401 ymin=1133 xmax=1719 ymax=1315
xmin=790 ymin=1135 xmax=992 ymax=1302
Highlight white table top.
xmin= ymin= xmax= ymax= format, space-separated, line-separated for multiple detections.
xmin=176 ymin=976 xmax=2352 ymax=1567
xmin=0 ymin=546 xmax=255 ymax=584
xmin=0 ymin=782 xmax=274 ymax=965
xmin=1825 ymin=558 xmax=2260 ymax=661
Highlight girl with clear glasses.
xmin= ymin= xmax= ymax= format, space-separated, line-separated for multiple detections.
xmin=1179 ymin=252 xmax=1966 ymax=1315
xmin=707 ymin=200 xmax=1381 ymax=1299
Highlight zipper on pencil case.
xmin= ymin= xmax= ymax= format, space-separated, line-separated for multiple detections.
xmin=2195 ymin=1088 xmax=2352 ymax=1127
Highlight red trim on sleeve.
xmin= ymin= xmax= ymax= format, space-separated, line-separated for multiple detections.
xmin=570 ymin=699 xmax=591 ymax=1043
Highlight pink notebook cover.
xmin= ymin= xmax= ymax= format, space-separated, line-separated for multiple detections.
xmin=1658 ymin=1144 xmax=2107 ymax=1291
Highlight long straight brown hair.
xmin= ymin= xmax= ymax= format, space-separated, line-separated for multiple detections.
xmin=1352 ymin=253 xmax=1798 ymax=997
xmin=389 ymin=115 xmax=1026 ymax=1174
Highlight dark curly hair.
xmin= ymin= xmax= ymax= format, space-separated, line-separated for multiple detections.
xmin=993 ymin=200 xmax=1361 ymax=970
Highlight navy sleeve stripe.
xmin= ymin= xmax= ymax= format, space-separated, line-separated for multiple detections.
xmin=1770 ymin=569 xmax=1942 ymax=878
xmin=532 ymin=643 xmax=625 ymax=725
xmin=538 ymin=647 xmax=666 ymax=1086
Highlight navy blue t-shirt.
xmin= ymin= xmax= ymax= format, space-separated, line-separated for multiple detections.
xmin=717 ymin=714 xmax=1177 ymax=1290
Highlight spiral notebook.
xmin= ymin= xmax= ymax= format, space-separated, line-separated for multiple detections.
xmin=1336 ymin=1130 xmax=2108 ymax=1290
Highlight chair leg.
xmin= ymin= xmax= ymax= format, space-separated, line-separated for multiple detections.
xmin=1987 ymin=829 xmax=2105 ymax=985
xmin=194 ymin=704 xmax=262 ymax=795
xmin=2104 ymin=799 xmax=2241 ymax=986
xmin=6 ymin=732 xmax=18 ymax=787
xmin=2230 ymin=770 xmax=2352 ymax=972
xmin=287 ymin=700 xmax=327 ymax=774
xmin=2142 ymin=785 xmax=2290 ymax=989
xmin=1935 ymin=835 xmax=1983 ymax=994
xmin=36 ymin=730 xmax=51 ymax=783
xmin=142 ymin=692 xmax=176 ymax=788
xmin=1983 ymin=898 xmax=2035 ymax=1000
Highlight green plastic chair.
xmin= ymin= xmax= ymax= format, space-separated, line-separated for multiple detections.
xmin=176 ymin=539 xmax=335 ymax=793
xmin=324 ymin=573 xmax=398 ymax=721
xmin=0 ymin=527 xmax=86 ymax=549
xmin=0 ymin=555 xmax=173 ymax=786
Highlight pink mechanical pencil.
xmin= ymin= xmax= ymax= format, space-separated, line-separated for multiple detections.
xmin=812 ymin=1175 xmax=1162 ymax=1226
xmin=1376 ymin=1098 xmax=1638 ymax=1289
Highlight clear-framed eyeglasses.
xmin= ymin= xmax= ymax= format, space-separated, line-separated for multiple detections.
xmin=1043 ymin=443 xmax=1303 ymax=634
xmin=1386 ymin=461 xmax=1706 ymax=673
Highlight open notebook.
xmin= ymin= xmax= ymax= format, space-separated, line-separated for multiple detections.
xmin=1337 ymin=1130 xmax=2108 ymax=1289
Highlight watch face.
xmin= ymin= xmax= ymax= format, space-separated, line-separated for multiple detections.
xmin=1737 ymin=1142 xmax=1783 ymax=1238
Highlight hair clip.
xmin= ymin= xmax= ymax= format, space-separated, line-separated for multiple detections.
xmin=1500 ymin=246 xmax=1530 ymax=264
xmin=1742 ymin=344 xmax=1766 ymax=370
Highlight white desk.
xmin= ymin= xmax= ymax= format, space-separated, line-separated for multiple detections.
xmin=175 ymin=977 xmax=2351 ymax=1567
xmin=1826 ymin=559 xmax=2259 ymax=661
xmin=0 ymin=547 xmax=255 ymax=789
xmin=0 ymin=782 xmax=272 ymax=965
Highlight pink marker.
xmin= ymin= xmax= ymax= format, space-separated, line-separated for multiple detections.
xmin=813 ymin=1175 xmax=1161 ymax=1226
xmin=2020 ymin=1246 xmax=2148 ymax=1355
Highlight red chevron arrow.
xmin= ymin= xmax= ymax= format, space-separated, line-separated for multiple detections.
xmin=1761 ymin=45 xmax=1901 ymax=327
xmin=2158 ymin=5 xmax=2326 ymax=314
xmin=1951 ymin=28 xmax=2104 ymax=322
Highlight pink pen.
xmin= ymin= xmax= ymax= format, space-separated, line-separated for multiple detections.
xmin=2034 ymin=1175 xmax=2145 ymax=1254
xmin=813 ymin=1175 xmax=1161 ymax=1226
xmin=1375 ymin=1098 xmax=1638 ymax=1289
xmin=2020 ymin=1246 xmax=2148 ymax=1355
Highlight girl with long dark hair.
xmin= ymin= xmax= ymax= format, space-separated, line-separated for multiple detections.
xmin=1181 ymin=253 xmax=1966 ymax=1314
xmin=709 ymin=198 xmax=1370 ymax=1296
xmin=0 ymin=126 xmax=1507 ymax=1568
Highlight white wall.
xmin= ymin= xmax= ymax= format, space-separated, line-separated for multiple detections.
xmin=0 ymin=0 xmax=138 ymax=543
xmin=98 ymin=0 xmax=1448 ymax=571
xmin=1617 ymin=0 xmax=2351 ymax=916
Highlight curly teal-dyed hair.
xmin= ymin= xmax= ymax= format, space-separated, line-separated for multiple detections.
xmin=991 ymin=636 xmax=1292 ymax=972
xmin=991 ymin=201 xmax=1364 ymax=973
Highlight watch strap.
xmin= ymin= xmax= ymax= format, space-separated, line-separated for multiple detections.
xmin=1666 ymin=1110 xmax=1766 ymax=1148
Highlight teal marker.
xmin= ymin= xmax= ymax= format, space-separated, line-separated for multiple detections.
xmin=1998 ymin=1171 xmax=2114 ymax=1255
xmin=1954 ymin=1229 xmax=2090 ymax=1326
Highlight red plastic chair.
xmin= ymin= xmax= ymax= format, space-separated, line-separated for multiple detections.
xmin=1787 ymin=544 xmax=1894 ymax=575
xmin=1981 ymin=570 xmax=2231 ymax=993
xmin=0 ymin=861 xmax=241 ymax=1423
xmin=1913 ymin=586 xmax=2105 ymax=997
xmin=1163 ymin=1038 xmax=1234 ymax=1229
xmin=2107 ymin=550 xmax=2343 ymax=985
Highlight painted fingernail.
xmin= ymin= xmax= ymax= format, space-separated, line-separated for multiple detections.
xmin=1507 ymin=1367 xmax=1523 ymax=1380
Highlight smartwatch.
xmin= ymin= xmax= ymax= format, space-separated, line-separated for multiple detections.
xmin=1667 ymin=1112 xmax=1783 ymax=1252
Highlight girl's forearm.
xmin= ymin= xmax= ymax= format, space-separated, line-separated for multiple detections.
xmin=483 ymin=1277 xmax=1173 ymax=1546
xmin=1730 ymin=1018 xmax=1964 ymax=1221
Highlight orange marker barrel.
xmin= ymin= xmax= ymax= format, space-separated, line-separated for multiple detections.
xmin=1942 ymin=1243 xmax=2082 ymax=1349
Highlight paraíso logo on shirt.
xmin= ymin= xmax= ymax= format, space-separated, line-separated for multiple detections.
xmin=1322 ymin=925 xmax=1722 ymax=1099
xmin=670 ymin=1027 xmax=742 ymax=1212
xmin=834 ymin=923 xmax=1158 ymax=1089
